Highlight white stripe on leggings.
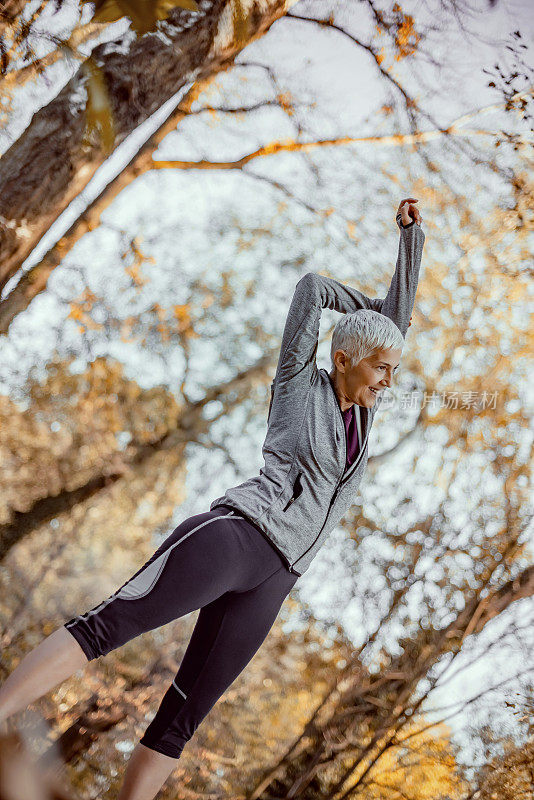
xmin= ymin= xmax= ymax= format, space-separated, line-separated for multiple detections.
xmin=172 ymin=680 xmax=187 ymax=699
xmin=65 ymin=511 xmax=239 ymax=627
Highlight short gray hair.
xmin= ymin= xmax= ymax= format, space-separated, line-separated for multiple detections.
xmin=330 ymin=310 xmax=405 ymax=371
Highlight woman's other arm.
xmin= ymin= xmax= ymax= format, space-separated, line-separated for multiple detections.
xmin=273 ymin=271 xmax=382 ymax=385
xmin=266 ymin=272 xmax=380 ymax=423
xmin=377 ymin=197 xmax=426 ymax=337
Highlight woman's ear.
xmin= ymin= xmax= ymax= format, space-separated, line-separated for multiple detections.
xmin=334 ymin=350 xmax=350 ymax=374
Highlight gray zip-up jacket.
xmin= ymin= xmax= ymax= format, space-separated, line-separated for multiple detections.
xmin=211 ymin=213 xmax=426 ymax=575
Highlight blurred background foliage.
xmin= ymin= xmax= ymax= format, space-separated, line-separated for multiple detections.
xmin=0 ymin=0 xmax=532 ymax=798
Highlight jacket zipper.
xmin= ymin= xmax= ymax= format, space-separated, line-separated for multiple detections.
xmin=282 ymin=471 xmax=304 ymax=512
xmin=282 ymin=495 xmax=297 ymax=512
xmin=289 ymin=378 xmax=371 ymax=572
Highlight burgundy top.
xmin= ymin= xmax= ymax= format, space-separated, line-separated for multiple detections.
xmin=342 ymin=403 xmax=359 ymax=470
xmin=326 ymin=372 xmax=360 ymax=470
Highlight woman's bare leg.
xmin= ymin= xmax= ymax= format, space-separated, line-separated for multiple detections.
xmin=0 ymin=631 xmax=176 ymax=798
xmin=115 ymin=744 xmax=178 ymax=800
xmin=0 ymin=626 xmax=87 ymax=726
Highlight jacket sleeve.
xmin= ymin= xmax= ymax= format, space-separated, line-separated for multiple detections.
xmin=267 ymin=219 xmax=426 ymax=422
xmin=377 ymin=214 xmax=426 ymax=337
xmin=273 ymin=271 xmax=383 ymax=384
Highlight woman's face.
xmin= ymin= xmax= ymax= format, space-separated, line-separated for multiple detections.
xmin=332 ymin=347 xmax=402 ymax=409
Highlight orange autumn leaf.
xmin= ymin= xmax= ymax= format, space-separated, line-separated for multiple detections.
xmin=68 ymin=305 xmax=84 ymax=322
xmin=172 ymin=304 xmax=192 ymax=330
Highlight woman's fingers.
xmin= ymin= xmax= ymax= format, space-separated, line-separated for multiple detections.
xmin=398 ymin=198 xmax=423 ymax=226
xmin=411 ymin=205 xmax=422 ymax=223
xmin=398 ymin=197 xmax=418 ymax=212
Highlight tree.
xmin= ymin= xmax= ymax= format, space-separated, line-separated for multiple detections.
xmin=0 ymin=351 xmax=274 ymax=557
xmin=0 ymin=0 xmax=297 ymax=297
xmin=3 ymin=1 xmax=530 ymax=333
xmin=245 ymin=566 xmax=533 ymax=798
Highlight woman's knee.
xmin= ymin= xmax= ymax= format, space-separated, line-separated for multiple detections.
xmin=63 ymin=617 xmax=111 ymax=662
xmin=60 ymin=625 xmax=92 ymax=665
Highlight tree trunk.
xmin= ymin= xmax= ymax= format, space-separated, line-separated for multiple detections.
xmin=0 ymin=0 xmax=295 ymax=293
xmin=0 ymin=78 xmax=210 ymax=334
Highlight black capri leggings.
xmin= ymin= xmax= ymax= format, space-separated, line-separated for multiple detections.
xmin=63 ymin=507 xmax=298 ymax=759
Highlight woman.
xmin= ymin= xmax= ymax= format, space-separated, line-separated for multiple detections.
xmin=0 ymin=198 xmax=425 ymax=799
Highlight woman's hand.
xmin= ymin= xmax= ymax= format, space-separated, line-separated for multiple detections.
xmin=398 ymin=198 xmax=421 ymax=330
xmin=397 ymin=197 xmax=422 ymax=227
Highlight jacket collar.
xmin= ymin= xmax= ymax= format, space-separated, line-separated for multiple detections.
xmin=321 ymin=369 xmax=370 ymax=485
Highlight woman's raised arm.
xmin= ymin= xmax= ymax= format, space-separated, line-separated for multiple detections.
xmin=378 ymin=198 xmax=426 ymax=337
